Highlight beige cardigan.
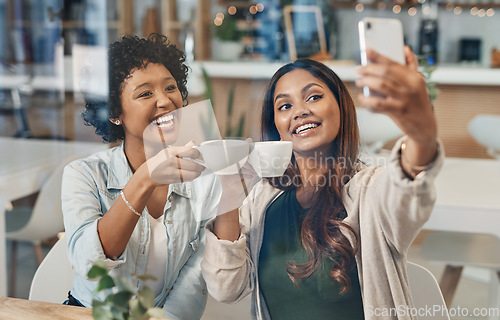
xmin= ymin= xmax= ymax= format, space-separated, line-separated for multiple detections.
xmin=201 ymin=137 xmax=444 ymax=320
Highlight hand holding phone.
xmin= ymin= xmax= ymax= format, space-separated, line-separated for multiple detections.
xmin=358 ymin=18 xmax=405 ymax=97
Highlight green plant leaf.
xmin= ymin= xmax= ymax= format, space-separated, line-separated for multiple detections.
xmin=227 ymin=83 xmax=236 ymax=117
xmin=109 ymin=305 xmax=127 ymax=320
xmin=129 ymin=299 xmax=147 ymax=319
xmin=105 ymin=291 xmax=133 ymax=313
xmin=92 ymin=300 xmax=105 ymax=308
xmin=214 ymin=16 xmax=242 ymax=41
xmin=138 ymin=286 xmax=155 ymax=310
xmin=201 ymin=67 xmax=214 ymax=108
xmin=115 ymin=276 xmax=136 ymax=293
xmin=225 ymin=83 xmax=236 ymax=137
xmin=92 ymin=304 xmax=113 ymax=320
xmin=88 ymin=260 xmax=108 ymax=279
xmin=147 ymin=307 xmax=167 ymax=319
xmin=138 ymin=314 xmax=152 ymax=320
xmin=97 ymin=275 xmax=115 ymax=291
xmin=236 ymin=114 xmax=246 ymax=138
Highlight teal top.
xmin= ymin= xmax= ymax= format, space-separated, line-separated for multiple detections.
xmin=258 ymin=189 xmax=364 ymax=320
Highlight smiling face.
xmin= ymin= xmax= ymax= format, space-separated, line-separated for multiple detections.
xmin=117 ymin=63 xmax=183 ymax=147
xmin=273 ymin=69 xmax=341 ymax=157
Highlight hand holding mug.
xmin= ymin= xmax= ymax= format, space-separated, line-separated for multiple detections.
xmin=146 ymin=141 xmax=205 ymax=186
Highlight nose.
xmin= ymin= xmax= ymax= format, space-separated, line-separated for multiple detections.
xmin=292 ymin=102 xmax=311 ymax=120
xmin=156 ymin=92 xmax=176 ymax=110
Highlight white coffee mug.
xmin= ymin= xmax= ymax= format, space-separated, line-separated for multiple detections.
xmin=191 ymin=139 xmax=250 ymax=175
xmin=249 ymin=141 xmax=293 ymax=177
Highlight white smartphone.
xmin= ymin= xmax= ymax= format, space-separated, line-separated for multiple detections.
xmin=358 ymin=17 xmax=405 ymax=97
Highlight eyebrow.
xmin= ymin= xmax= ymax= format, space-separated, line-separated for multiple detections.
xmin=132 ymin=77 xmax=175 ymax=93
xmin=274 ymin=82 xmax=323 ymax=103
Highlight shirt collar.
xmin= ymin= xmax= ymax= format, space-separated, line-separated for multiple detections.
xmin=106 ymin=143 xmax=132 ymax=190
xmin=106 ymin=143 xmax=192 ymax=199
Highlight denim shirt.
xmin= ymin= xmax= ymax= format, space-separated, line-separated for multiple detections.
xmin=61 ymin=144 xmax=221 ymax=320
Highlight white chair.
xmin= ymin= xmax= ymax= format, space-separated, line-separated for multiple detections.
xmin=29 ymin=234 xmax=74 ymax=303
xmin=468 ymin=114 xmax=500 ymax=159
xmin=407 ymin=261 xmax=450 ymax=320
xmin=356 ymin=107 xmax=403 ymax=154
xmin=6 ymin=156 xmax=75 ymax=296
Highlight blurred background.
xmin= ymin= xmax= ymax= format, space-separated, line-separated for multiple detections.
xmin=1 ymin=0 xmax=499 ymax=319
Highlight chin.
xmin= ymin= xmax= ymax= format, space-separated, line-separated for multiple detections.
xmin=294 ymin=141 xmax=335 ymax=156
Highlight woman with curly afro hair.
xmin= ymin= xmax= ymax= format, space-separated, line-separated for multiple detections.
xmin=61 ymin=34 xmax=221 ymax=319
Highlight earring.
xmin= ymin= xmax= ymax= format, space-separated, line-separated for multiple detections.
xmin=110 ymin=119 xmax=121 ymax=125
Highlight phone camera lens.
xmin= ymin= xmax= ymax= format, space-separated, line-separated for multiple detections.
xmin=366 ymin=22 xmax=371 ymax=29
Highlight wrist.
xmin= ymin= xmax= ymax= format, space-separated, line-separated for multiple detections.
xmin=213 ymin=209 xmax=240 ymax=241
xmin=134 ymin=164 xmax=157 ymax=191
xmin=400 ymin=138 xmax=438 ymax=179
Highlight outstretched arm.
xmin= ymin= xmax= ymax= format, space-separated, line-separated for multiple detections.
xmin=355 ymin=46 xmax=438 ymax=179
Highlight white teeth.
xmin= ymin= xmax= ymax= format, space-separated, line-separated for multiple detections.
xmin=154 ymin=114 xmax=173 ymax=124
xmin=158 ymin=122 xmax=173 ymax=128
xmin=153 ymin=114 xmax=174 ymax=128
xmin=295 ymin=123 xmax=319 ymax=134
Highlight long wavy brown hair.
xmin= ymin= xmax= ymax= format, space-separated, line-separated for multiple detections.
xmin=261 ymin=59 xmax=360 ymax=294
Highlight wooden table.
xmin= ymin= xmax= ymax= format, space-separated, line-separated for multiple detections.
xmin=0 ymin=297 xmax=92 ymax=320
xmin=0 ymin=137 xmax=108 ymax=296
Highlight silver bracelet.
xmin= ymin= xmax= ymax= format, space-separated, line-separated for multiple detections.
xmin=120 ymin=190 xmax=142 ymax=217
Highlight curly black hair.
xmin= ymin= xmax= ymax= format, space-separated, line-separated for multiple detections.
xmin=82 ymin=33 xmax=189 ymax=142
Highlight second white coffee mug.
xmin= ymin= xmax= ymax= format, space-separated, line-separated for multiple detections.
xmin=192 ymin=139 xmax=250 ymax=175
xmin=249 ymin=141 xmax=293 ymax=177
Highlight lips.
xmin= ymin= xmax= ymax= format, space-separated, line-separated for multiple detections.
xmin=292 ymin=121 xmax=321 ymax=135
xmin=152 ymin=113 xmax=174 ymax=129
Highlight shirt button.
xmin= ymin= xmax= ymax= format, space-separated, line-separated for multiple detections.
xmin=165 ymin=219 xmax=172 ymax=224
xmin=168 ymin=194 xmax=174 ymax=202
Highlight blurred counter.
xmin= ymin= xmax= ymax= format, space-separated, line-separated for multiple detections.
xmin=191 ymin=60 xmax=500 ymax=159
xmin=194 ymin=60 xmax=500 ymax=86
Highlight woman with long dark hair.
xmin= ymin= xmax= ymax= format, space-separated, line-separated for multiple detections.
xmin=202 ymin=47 xmax=443 ymax=319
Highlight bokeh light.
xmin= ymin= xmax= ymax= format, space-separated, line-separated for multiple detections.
xmin=228 ymin=6 xmax=237 ymax=15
